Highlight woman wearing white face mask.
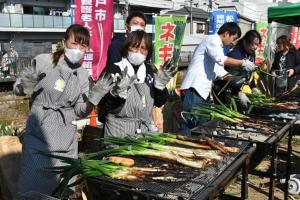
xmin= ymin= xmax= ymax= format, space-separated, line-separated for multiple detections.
xmin=16 ymin=24 xmax=114 ymax=198
xmin=98 ymin=30 xmax=176 ymax=136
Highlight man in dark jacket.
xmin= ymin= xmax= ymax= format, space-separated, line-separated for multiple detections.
xmin=106 ymin=11 xmax=147 ymax=65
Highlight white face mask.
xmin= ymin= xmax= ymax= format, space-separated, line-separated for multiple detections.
xmin=127 ymin=51 xmax=146 ymax=66
xmin=130 ymin=25 xmax=145 ymax=32
xmin=64 ymin=47 xmax=85 ymax=64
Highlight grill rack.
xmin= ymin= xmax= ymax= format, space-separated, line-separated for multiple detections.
xmin=250 ymin=94 xmax=300 ymax=119
xmin=192 ymin=116 xmax=297 ymax=200
xmin=87 ymin=136 xmax=251 ymax=200
xmin=249 ymin=103 xmax=300 ymax=135
xmin=192 ymin=116 xmax=295 ymax=144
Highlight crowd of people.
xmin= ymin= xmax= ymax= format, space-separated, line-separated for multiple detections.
xmin=12 ymin=10 xmax=300 ymax=199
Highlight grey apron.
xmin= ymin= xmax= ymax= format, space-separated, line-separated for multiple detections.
xmin=17 ymin=59 xmax=82 ymax=196
xmin=104 ymin=80 xmax=155 ymax=137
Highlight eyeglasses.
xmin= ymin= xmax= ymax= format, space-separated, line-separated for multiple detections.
xmin=129 ymin=46 xmax=148 ymax=54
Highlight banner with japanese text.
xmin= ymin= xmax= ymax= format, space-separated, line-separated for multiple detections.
xmin=74 ymin=0 xmax=113 ymax=80
xmin=290 ymin=26 xmax=300 ymax=50
xmin=255 ymin=21 xmax=269 ymax=64
xmin=208 ymin=11 xmax=238 ymax=35
xmin=154 ymin=16 xmax=186 ymax=89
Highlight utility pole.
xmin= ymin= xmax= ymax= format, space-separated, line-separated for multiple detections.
xmin=190 ymin=0 xmax=193 ymax=34
xmin=124 ymin=0 xmax=129 ymax=20
xmin=208 ymin=0 xmax=212 ymax=11
xmin=70 ymin=0 xmax=74 ymax=24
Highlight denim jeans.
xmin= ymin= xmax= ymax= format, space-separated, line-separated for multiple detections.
xmin=179 ymin=88 xmax=209 ymax=135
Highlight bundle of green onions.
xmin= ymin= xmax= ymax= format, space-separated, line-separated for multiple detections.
xmin=102 ymin=136 xmax=223 ymax=168
xmin=142 ymin=132 xmax=212 ymax=150
xmin=44 ymin=133 xmax=239 ymax=197
xmin=141 ymin=132 xmax=239 ymax=154
xmin=183 ymin=103 xmax=247 ymax=123
xmin=246 ymin=93 xmax=274 ymax=106
xmin=44 ymin=152 xmax=165 ymax=197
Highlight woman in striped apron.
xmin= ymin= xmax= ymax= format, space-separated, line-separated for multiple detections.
xmin=99 ymin=30 xmax=176 ymax=137
xmin=16 ymin=24 xmax=114 ymax=197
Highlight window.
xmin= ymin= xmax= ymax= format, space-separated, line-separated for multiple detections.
xmin=196 ymin=22 xmax=205 ymax=34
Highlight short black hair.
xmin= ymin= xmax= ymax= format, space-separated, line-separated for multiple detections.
xmin=217 ymin=22 xmax=241 ymax=38
xmin=126 ymin=11 xmax=147 ymax=25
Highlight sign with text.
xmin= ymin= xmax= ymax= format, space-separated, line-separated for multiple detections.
xmin=153 ymin=16 xmax=186 ymax=89
xmin=74 ymin=0 xmax=113 ymax=80
xmin=255 ymin=21 xmax=268 ymax=64
xmin=209 ymin=10 xmax=238 ymax=34
xmin=290 ymin=26 xmax=300 ymax=50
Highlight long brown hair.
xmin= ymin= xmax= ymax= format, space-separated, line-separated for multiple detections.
xmin=276 ymin=35 xmax=295 ymax=52
xmin=52 ymin=24 xmax=90 ymax=66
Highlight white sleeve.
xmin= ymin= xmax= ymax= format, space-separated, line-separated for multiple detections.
xmin=206 ymin=38 xmax=227 ymax=66
xmin=214 ymin=64 xmax=228 ymax=78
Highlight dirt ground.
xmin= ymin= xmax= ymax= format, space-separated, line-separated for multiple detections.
xmin=223 ymin=136 xmax=300 ymax=200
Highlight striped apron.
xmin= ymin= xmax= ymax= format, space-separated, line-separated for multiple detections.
xmin=104 ymin=79 xmax=155 ymax=137
xmin=17 ymin=59 xmax=83 ymax=196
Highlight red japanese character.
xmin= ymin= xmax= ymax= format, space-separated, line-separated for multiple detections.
xmin=260 ymin=28 xmax=268 ymax=39
xmin=158 ymin=44 xmax=173 ymax=62
xmin=255 ymin=57 xmax=264 ymax=65
xmin=159 ymin=22 xmax=175 ymax=42
xmin=257 ymin=44 xmax=265 ymax=55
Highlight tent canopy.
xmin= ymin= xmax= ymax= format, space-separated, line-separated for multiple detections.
xmin=268 ymin=2 xmax=300 ymax=26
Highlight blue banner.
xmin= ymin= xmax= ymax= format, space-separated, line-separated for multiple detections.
xmin=209 ymin=11 xmax=238 ymax=34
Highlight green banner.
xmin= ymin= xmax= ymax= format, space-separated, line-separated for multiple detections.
xmin=255 ymin=21 xmax=269 ymax=64
xmin=154 ymin=16 xmax=186 ymax=90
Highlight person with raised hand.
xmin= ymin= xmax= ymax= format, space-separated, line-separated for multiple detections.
xmin=98 ymin=30 xmax=173 ymax=136
xmin=16 ymin=24 xmax=114 ymax=198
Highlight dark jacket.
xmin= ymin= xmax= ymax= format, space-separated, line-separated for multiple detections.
xmin=225 ymin=45 xmax=255 ymax=76
xmin=293 ymin=50 xmax=300 ymax=74
xmin=106 ymin=34 xmax=126 ymax=65
xmin=271 ymin=50 xmax=296 ymax=71
xmin=97 ymin=62 xmax=169 ymax=123
xmin=271 ymin=49 xmax=298 ymax=89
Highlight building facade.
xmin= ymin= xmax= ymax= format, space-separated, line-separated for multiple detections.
xmin=0 ymin=0 xmax=71 ymax=56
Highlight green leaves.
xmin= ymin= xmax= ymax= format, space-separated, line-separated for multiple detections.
xmin=185 ymin=102 xmax=244 ymax=123
xmin=42 ymin=152 xmax=132 ymax=198
xmin=0 ymin=122 xmax=21 ymax=136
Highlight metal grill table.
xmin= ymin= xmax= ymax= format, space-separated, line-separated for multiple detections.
xmin=86 ymin=137 xmax=254 ymax=200
xmin=249 ymin=102 xmax=300 ymax=134
xmin=192 ymin=117 xmax=298 ymax=200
